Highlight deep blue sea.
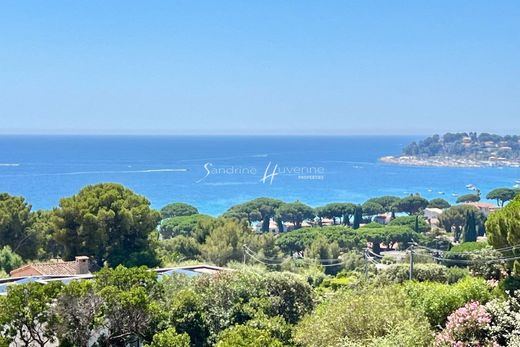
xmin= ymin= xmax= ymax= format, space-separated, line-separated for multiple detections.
xmin=0 ymin=136 xmax=518 ymax=215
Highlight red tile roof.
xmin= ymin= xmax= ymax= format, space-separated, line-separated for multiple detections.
xmin=465 ymin=202 xmax=499 ymax=209
xmin=10 ymin=261 xmax=80 ymax=277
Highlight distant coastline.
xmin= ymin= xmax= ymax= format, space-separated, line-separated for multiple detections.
xmin=382 ymin=132 xmax=520 ymax=168
xmin=380 ymin=155 xmax=520 ymax=168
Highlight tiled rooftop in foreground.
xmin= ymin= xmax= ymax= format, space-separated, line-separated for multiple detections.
xmin=0 ymin=264 xmax=230 ymax=295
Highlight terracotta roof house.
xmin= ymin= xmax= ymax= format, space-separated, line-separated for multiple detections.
xmin=1 ymin=263 xmax=230 ymax=296
xmin=463 ymin=202 xmax=500 ymax=217
xmin=10 ymin=256 xmax=91 ymax=278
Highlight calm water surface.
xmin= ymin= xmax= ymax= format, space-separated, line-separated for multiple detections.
xmin=0 ymin=136 xmax=518 ymax=215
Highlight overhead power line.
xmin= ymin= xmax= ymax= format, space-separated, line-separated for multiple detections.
xmin=243 ymin=245 xmax=344 ymax=266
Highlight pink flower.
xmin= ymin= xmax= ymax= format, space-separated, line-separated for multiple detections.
xmin=434 ymin=302 xmax=494 ymax=347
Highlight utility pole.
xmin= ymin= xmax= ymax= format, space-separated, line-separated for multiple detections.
xmin=409 ymin=246 xmax=414 ymax=281
xmin=243 ymin=244 xmax=247 ymax=264
xmin=364 ymin=249 xmax=368 ymax=280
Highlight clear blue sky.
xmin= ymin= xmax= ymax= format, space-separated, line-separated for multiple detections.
xmin=0 ymin=1 xmax=518 ymax=135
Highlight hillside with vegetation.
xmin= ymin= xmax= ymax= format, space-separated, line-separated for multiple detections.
xmin=382 ymin=132 xmax=520 ymax=167
xmin=2 ymin=183 xmax=520 ymax=346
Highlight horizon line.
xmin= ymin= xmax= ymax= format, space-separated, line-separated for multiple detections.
xmin=1 ymin=130 xmax=514 ymax=137
xmin=0 ymin=132 xmax=429 ymax=137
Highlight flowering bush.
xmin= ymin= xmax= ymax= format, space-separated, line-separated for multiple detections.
xmin=434 ymin=301 xmax=497 ymax=347
xmin=485 ymin=293 xmax=520 ymax=346
xmin=403 ymin=277 xmax=492 ymax=327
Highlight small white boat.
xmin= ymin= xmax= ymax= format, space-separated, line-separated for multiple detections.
xmin=452 ymin=193 xmax=459 ymax=197
xmin=438 ymin=192 xmax=445 ymax=195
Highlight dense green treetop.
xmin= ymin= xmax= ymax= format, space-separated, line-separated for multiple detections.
xmin=486 ymin=195 xmax=520 ymax=271
xmin=394 ymin=195 xmax=429 ymax=215
xmin=0 ymin=193 xmax=41 ymax=260
xmin=160 ymin=203 xmax=199 ymax=219
xmin=438 ymin=205 xmax=484 ymax=242
xmin=0 ymin=281 xmax=64 ymax=347
xmin=160 ymin=214 xmax=214 ymax=239
xmin=53 ymin=183 xmax=161 ymax=267
xmin=359 ymin=225 xmax=419 ymax=252
xmin=364 ymin=196 xmax=401 ymax=212
xmin=388 ymin=215 xmax=430 ymax=233
xmin=145 ymin=328 xmax=190 ymax=347
xmin=224 ymin=198 xmax=284 ymax=231
xmin=201 ymin=218 xmax=257 ymax=266
xmin=275 ymin=201 xmax=315 ymax=229
xmin=0 ymin=246 xmax=23 ymax=273
xmin=224 ymin=198 xmax=284 ymax=220
xmin=216 ymin=325 xmax=284 ymax=347
xmin=486 ymin=188 xmax=518 ymax=207
xmin=315 ymin=202 xmax=356 ymax=225
xmin=276 ymin=226 xmax=363 ymax=254
xmin=305 ymin=235 xmax=340 ymax=266
xmin=456 ymin=193 xmax=481 ymax=203
xmin=31 ymin=209 xmax=62 ymax=260
xmin=155 ymin=236 xmax=201 ymax=263
xmin=428 ymin=198 xmax=451 ymax=209
xmin=361 ymin=201 xmax=384 ymax=217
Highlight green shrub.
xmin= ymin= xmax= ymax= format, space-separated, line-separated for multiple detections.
xmin=0 ymin=246 xmax=23 ymax=273
xmin=167 ymin=289 xmax=209 ymax=347
xmin=216 ymin=325 xmax=284 ymax=347
xmin=418 ymin=233 xmax=452 ymax=251
xmin=446 ymin=267 xmax=471 ymax=284
xmin=341 ymin=251 xmax=368 ymax=272
xmin=145 ymin=328 xmax=190 ymax=347
xmin=156 ymin=236 xmax=201 ymax=263
xmin=193 ymin=270 xmax=313 ymax=343
xmin=244 ymin=316 xmax=293 ymax=346
xmin=320 ymin=275 xmax=355 ymax=290
xmin=261 ymin=272 xmax=314 ymax=324
xmin=498 ymin=276 xmax=520 ymax=295
xmin=284 ymin=263 xmax=327 ymax=288
xmin=403 ymin=277 xmax=492 ymax=327
xmin=381 ymin=255 xmax=397 ymax=265
xmin=442 ymin=245 xmax=506 ymax=280
xmin=388 ymin=215 xmax=430 ymax=233
xmin=362 ymin=222 xmax=384 ymax=228
xmin=379 ymin=263 xmax=468 ymax=284
xmin=448 ymin=241 xmax=488 ymax=253
xmin=294 ymin=286 xmax=432 ymax=347
xmin=467 ymin=248 xmax=507 ymax=280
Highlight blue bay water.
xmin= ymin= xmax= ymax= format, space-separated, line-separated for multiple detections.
xmin=0 ymin=135 xmax=518 ymax=215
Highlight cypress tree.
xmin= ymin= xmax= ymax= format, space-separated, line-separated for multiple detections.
xmin=353 ymin=205 xmax=362 ymax=230
xmin=463 ymin=211 xmax=477 ymax=242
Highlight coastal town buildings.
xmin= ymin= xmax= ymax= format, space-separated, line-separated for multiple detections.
xmin=424 ymin=207 xmax=444 ymax=225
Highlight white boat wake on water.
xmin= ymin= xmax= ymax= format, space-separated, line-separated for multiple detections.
xmin=59 ymin=168 xmax=189 ymax=175
xmin=0 ymin=168 xmax=189 ymax=177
